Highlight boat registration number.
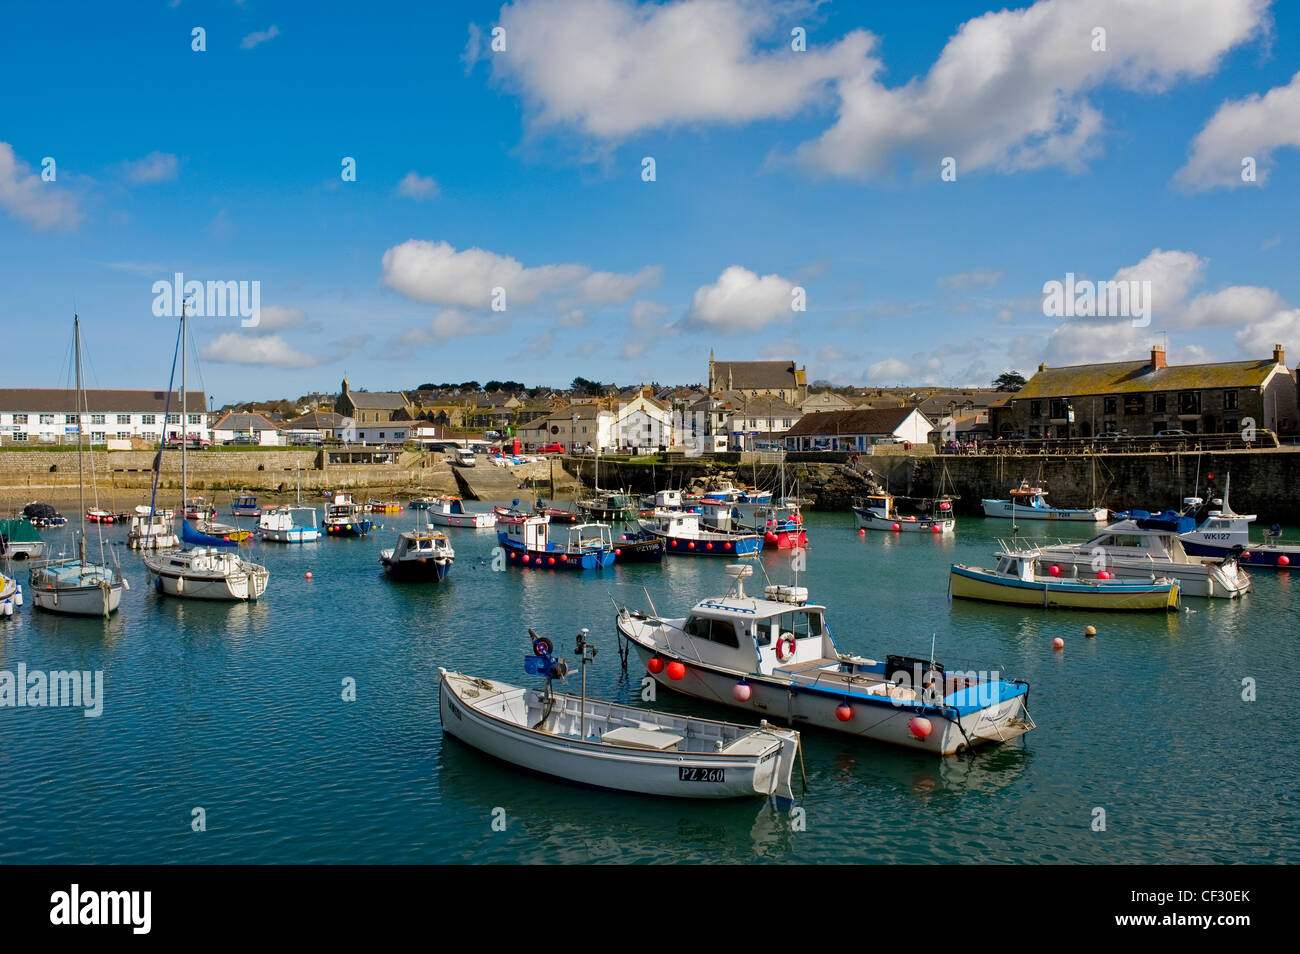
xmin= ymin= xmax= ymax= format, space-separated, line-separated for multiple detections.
xmin=678 ymin=767 xmax=725 ymax=783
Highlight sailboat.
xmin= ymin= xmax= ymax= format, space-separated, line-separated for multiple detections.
xmin=29 ymin=315 xmax=126 ymax=617
xmin=142 ymin=304 xmax=269 ymax=601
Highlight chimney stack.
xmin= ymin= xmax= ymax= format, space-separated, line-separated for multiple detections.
xmin=1273 ymin=343 xmax=1285 ymax=365
xmin=1150 ymin=346 xmax=1167 ymax=370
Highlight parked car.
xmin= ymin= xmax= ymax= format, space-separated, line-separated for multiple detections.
xmin=1156 ymin=429 xmax=1192 ymax=437
xmin=537 ymin=442 xmax=565 ymax=454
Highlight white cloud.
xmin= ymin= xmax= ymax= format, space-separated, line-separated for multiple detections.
xmin=1112 ymin=248 xmax=1207 ymax=319
xmin=241 ymin=25 xmax=280 ymax=50
xmin=792 ymin=0 xmax=1267 ymax=179
xmin=684 ymin=265 xmax=796 ymax=332
xmin=395 ymin=171 xmax=439 ymax=200
xmin=381 ymin=238 xmax=657 ymax=309
xmin=120 ymin=151 xmax=179 ymax=184
xmin=938 ymin=268 xmax=1003 ymax=291
xmin=1177 ymin=70 xmax=1300 ymax=190
xmin=489 ymin=0 xmax=872 ymax=139
xmin=556 ymin=309 xmax=589 ymax=327
xmin=253 ymin=305 xmax=310 ymax=331
xmin=1233 ymin=307 xmax=1300 ymax=357
xmin=201 ymin=332 xmax=341 ymax=368
xmin=866 ymin=355 xmax=943 ymax=385
xmin=487 ymin=0 xmax=1267 ymax=181
xmin=0 ymin=142 xmax=82 ymax=230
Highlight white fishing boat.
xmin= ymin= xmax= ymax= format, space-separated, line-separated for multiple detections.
xmin=425 ymin=495 xmax=495 ymax=528
xmin=28 ymin=314 xmax=126 ymax=618
xmin=638 ymin=509 xmax=764 ymax=556
xmin=439 ymin=629 xmax=799 ymax=801
xmin=616 ymin=565 xmax=1034 ymax=755
xmin=853 ymin=492 xmax=955 ymax=533
xmin=0 ymin=518 xmax=46 ymax=560
xmin=1036 ymin=520 xmax=1250 ymax=598
xmin=127 ymin=505 xmax=179 ymax=550
xmin=981 ymin=482 xmax=1107 ymax=522
xmin=141 ymin=303 xmax=270 ymax=602
xmin=258 ymin=506 xmax=320 ymax=543
xmin=380 ymin=527 xmax=454 ymax=581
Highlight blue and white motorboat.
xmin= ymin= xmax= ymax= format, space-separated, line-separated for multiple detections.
xmin=231 ymin=494 xmax=261 ymax=518
xmin=1117 ymin=478 xmax=1300 ymax=569
xmin=380 ymin=527 xmax=454 ymax=581
xmin=259 ymin=506 xmax=321 ymax=543
xmin=638 ymin=509 xmax=763 ymax=556
xmin=323 ymin=492 xmax=372 ymax=537
xmin=616 ymin=564 xmax=1034 ymax=755
xmin=496 ymin=509 xmax=616 ymax=569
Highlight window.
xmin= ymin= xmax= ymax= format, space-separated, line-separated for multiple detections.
xmin=1030 ymin=401 xmax=1042 ymax=418
xmin=13 ymin=432 xmax=27 ymax=442
xmin=1153 ymin=394 xmax=1167 ymax=413
xmin=39 ymin=413 xmax=54 ymax=424
xmin=12 ymin=414 xmax=27 ymax=424
xmin=1102 ymin=396 xmax=1117 ymax=415
xmin=91 ymin=432 xmax=105 ymax=443
xmin=143 ymin=431 xmax=157 ymax=442
xmin=117 ymin=414 xmax=131 ymax=425
xmin=116 ymin=431 xmax=130 ymax=440
xmin=65 ymin=414 xmax=77 ymax=424
xmin=1123 ymin=395 xmax=1145 ymax=415
xmin=142 ymin=414 xmax=156 ymax=425
xmin=1050 ymin=398 xmax=1070 ymax=419
xmin=1223 ymin=390 xmax=1238 ymax=410
xmin=90 ymin=413 xmax=104 ymax=425
xmin=684 ymin=615 xmax=740 ymax=648
xmin=166 ymin=413 xmax=180 ymax=424
xmin=189 ymin=414 xmax=201 ymax=424
xmin=1177 ymin=392 xmax=1201 ymax=415
xmin=783 ymin=418 xmax=792 ymax=428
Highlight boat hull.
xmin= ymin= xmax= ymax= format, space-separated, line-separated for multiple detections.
xmin=1181 ymin=538 xmax=1300 ymax=568
xmin=981 ymin=500 xmax=1108 ymax=521
xmin=428 ymin=511 xmax=495 ymax=529
xmin=260 ymin=527 xmax=320 ymax=543
xmin=324 ymin=520 xmax=372 ymax=537
xmin=498 ymin=536 xmax=615 ymax=569
xmin=618 ymin=622 xmax=1030 ymax=756
xmin=949 ymin=565 xmax=1179 ymax=611
xmin=855 ymin=509 xmax=954 ymax=533
xmin=382 ymin=557 xmax=452 ymax=581
xmin=1035 ymin=549 xmax=1248 ymax=598
xmin=439 ymin=671 xmax=796 ymax=800
xmin=29 ymin=580 xmax=122 ymax=616
xmin=613 ymin=536 xmax=665 ymax=562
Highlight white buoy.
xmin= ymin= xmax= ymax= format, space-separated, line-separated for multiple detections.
xmin=14 ymin=584 xmax=22 ymax=606
xmin=4 ymin=600 xmax=12 ymax=617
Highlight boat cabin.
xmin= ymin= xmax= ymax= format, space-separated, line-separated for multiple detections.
xmin=498 ymin=512 xmax=552 ymax=550
xmin=653 ymin=489 xmax=683 ymax=509
xmin=394 ymin=531 xmax=453 ymax=560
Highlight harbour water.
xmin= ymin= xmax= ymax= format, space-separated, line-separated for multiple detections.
xmin=2 ymin=507 xmax=1297 ymax=864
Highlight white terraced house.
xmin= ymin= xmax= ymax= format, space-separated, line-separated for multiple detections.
xmin=0 ymin=389 xmax=209 ymax=445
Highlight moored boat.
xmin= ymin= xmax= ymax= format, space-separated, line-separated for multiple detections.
xmin=0 ymin=518 xmax=46 ymax=560
xmin=145 ymin=547 xmax=269 ymax=600
xmin=380 ymin=528 xmax=454 ymax=581
xmin=22 ymin=503 xmax=66 ymax=528
xmin=613 ymin=528 xmax=666 ymax=562
xmin=258 ymin=506 xmax=320 ymax=543
xmin=982 ymin=482 xmax=1107 ymax=522
xmin=755 ymin=501 xmax=807 ymax=549
xmin=30 ymin=559 xmax=125 ymax=617
xmin=950 ymin=548 xmax=1180 ymax=611
xmin=439 ymin=630 xmax=799 ymax=801
xmin=323 ymin=492 xmax=373 ymax=536
xmin=426 ymin=495 xmax=495 ymax=528
xmin=854 ymin=492 xmax=955 ymax=533
xmin=127 ymin=505 xmax=179 ymax=550
xmin=230 ymin=493 xmax=261 ymax=518
xmin=638 ymin=510 xmax=763 ymax=556
xmin=1036 ymin=520 xmax=1250 ymax=598
xmin=496 ymin=509 xmax=616 ymax=569
xmin=616 ymin=565 xmax=1034 ymax=755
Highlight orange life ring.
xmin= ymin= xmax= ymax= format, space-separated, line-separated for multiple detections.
xmin=775 ymin=633 xmax=797 ymax=663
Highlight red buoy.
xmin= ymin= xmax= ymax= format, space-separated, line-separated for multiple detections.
xmin=1097 ymin=570 xmax=1111 ymax=580
xmin=305 ymin=572 xmax=313 ymax=580
xmin=909 ymin=717 xmax=933 ymax=740
xmin=835 ymin=703 xmax=853 ymax=722
xmin=732 ymin=681 xmax=752 ymax=702
xmin=1053 ymin=637 xmax=1065 ymax=650
xmin=688 ymin=541 xmax=695 ymax=549
xmin=647 ymin=657 xmax=665 ymax=674
xmin=666 ymin=661 xmax=686 ymax=681
xmin=892 ymin=522 xmax=901 ymax=531
xmin=1049 ymin=564 xmax=1061 ymax=576
xmin=858 ymin=528 xmax=865 ymax=535
xmin=547 ymin=557 xmax=555 ymax=565
xmin=1280 ymin=555 xmax=1291 ymax=566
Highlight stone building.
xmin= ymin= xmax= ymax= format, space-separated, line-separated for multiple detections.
xmin=991 ymin=346 xmax=1298 ymax=438
xmin=334 ymin=378 xmax=415 ymax=426
xmin=707 ymin=352 xmax=807 ymax=404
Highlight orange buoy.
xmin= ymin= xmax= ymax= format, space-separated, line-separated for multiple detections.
xmin=834 ymin=703 xmax=853 ymax=722
xmin=666 ymin=661 xmax=686 ymax=681
xmin=647 ymin=657 xmax=665 ymax=675
xmin=1052 ymin=637 xmax=1065 ymax=650
xmin=305 ymin=572 xmax=313 ymax=579
xmin=909 ymin=717 xmax=933 ymax=739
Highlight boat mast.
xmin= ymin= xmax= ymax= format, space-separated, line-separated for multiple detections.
xmin=181 ymin=301 xmax=188 ymax=511
xmin=74 ymin=313 xmax=86 ymax=564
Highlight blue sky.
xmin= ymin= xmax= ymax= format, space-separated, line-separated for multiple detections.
xmin=2 ymin=0 xmax=1299 ymax=405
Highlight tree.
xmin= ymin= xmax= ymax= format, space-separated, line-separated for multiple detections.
xmin=993 ymin=371 xmax=1027 ymax=392
xmin=458 ymin=381 xmax=482 ymax=392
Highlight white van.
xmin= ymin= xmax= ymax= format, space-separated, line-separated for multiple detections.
xmin=454 ymin=448 xmax=476 ymax=467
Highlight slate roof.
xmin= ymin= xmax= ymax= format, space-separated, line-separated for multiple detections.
xmin=343 ymin=390 xmax=409 ymax=409
xmin=712 ymin=360 xmax=802 ymax=391
xmin=1017 ymin=358 xmax=1280 ymax=399
xmin=0 ymin=389 xmax=207 ymax=413
xmin=213 ymin=412 xmax=279 ymax=431
xmin=783 ymin=407 xmax=921 ymax=437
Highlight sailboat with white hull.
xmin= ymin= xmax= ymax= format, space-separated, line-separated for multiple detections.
xmin=29 ymin=315 xmax=125 ymax=618
xmin=143 ymin=305 xmax=269 ymax=601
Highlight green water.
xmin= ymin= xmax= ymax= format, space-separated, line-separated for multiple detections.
xmin=1 ymin=508 xmax=1296 ymax=864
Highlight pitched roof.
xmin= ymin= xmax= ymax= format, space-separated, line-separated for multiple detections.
xmin=1017 ymin=358 xmax=1280 ymax=399
xmin=521 ymin=405 xmax=609 ymax=428
xmin=712 ymin=360 xmax=802 ymax=391
xmin=343 ymin=390 xmax=409 ymax=409
xmin=726 ymin=395 xmax=800 ymax=416
xmin=214 ymin=412 xmax=279 ymax=431
xmin=0 ymin=389 xmax=207 ymax=414
xmin=783 ymin=407 xmax=921 ymax=437
xmin=287 ymin=411 xmax=345 ymax=429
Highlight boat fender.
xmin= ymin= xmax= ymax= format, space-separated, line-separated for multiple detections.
xmin=903 ymin=441 xmax=912 ymax=451
xmin=775 ymin=633 xmax=797 ymax=663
